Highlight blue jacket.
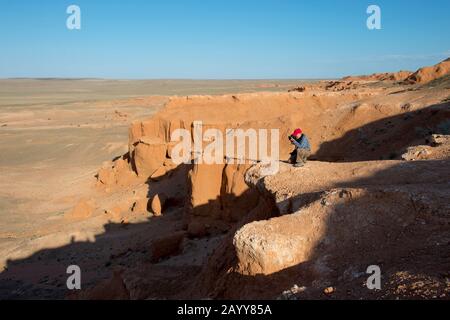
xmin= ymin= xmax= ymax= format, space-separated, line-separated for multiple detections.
xmin=292 ymin=134 xmax=311 ymax=151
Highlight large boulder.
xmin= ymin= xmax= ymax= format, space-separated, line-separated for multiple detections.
xmin=232 ymin=186 xmax=447 ymax=277
xmin=96 ymin=157 xmax=136 ymax=188
xmin=69 ymin=269 xmax=129 ymax=300
xmin=150 ymin=231 xmax=186 ymax=262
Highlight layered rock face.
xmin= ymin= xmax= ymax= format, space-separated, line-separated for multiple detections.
xmin=94 ymin=79 xmax=450 ymax=238
xmin=95 ymin=92 xmax=369 ymax=232
xmin=404 ymin=58 xmax=450 ymax=84
xmin=185 ymin=162 xmax=260 ymax=234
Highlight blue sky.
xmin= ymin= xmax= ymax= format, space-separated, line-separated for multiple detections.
xmin=0 ymin=0 xmax=449 ymax=79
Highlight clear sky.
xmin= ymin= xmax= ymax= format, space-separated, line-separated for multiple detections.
xmin=1 ymin=0 xmax=449 ymax=79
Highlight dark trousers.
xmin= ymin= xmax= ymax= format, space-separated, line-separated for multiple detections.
xmin=290 ymin=148 xmax=311 ymax=164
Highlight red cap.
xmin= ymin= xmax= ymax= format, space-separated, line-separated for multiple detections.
xmin=292 ymin=128 xmax=303 ymax=136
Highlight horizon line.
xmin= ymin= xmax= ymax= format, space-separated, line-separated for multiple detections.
xmin=0 ymin=77 xmax=338 ymax=81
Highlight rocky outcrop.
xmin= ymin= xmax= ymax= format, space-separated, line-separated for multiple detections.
xmin=133 ymin=137 xmax=167 ymax=177
xmin=232 ymin=186 xmax=446 ymax=276
xmin=340 ymin=58 xmax=450 ymax=85
xmin=342 ymin=71 xmax=412 ymax=82
xmin=402 ymin=134 xmax=450 ymax=161
xmin=185 ymin=162 xmax=260 ymax=235
xmin=325 ymin=81 xmax=358 ymax=91
xmin=199 ymin=159 xmax=450 ymax=299
xmin=150 ymin=231 xmax=186 ymax=262
xmin=70 ymin=269 xmax=130 ymax=300
xmin=97 ymin=156 xmax=137 ymax=187
xmin=404 ymin=58 xmax=450 ymax=84
xmin=150 ymin=193 xmax=167 ymax=216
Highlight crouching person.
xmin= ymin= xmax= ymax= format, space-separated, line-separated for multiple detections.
xmin=288 ymin=128 xmax=311 ymax=167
